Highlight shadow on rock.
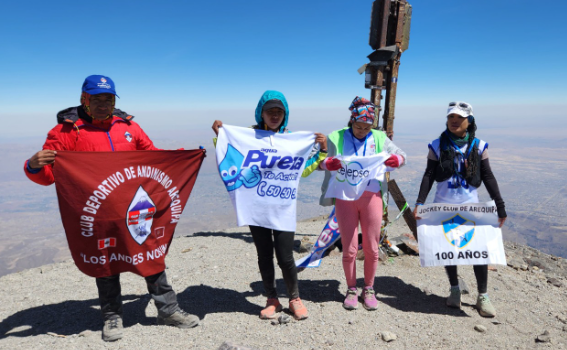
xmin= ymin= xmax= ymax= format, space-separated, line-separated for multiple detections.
xmin=247 ymin=279 xmax=343 ymax=304
xmin=176 ymin=284 xmax=261 ymax=319
xmin=177 ymin=278 xmax=344 ymax=320
xmin=191 ymin=231 xmax=254 ymax=244
xmin=0 ymin=294 xmax=155 ymax=339
xmin=374 ymin=276 xmax=469 ymax=317
xmin=298 ymin=279 xmax=344 ymax=303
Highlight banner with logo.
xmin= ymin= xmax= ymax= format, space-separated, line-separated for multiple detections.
xmin=215 ymin=125 xmax=315 ymax=231
xmin=417 ymin=201 xmax=506 ymax=267
xmin=296 ymin=207 xmax=341 ymax=268
xmin=324 ymin=152 xmax=389 ymax=201
xmin=53 ymin=150 xmax=205 ymax=278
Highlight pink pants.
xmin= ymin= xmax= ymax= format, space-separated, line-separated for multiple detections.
xmin=335 ymin=191 xmax=383 ymax=289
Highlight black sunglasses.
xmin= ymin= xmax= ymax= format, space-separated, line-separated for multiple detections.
xmin=448 ymin=102 xmax=471 ymax=110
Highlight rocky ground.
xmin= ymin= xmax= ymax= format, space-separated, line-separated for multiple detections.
xmin=0 ymin=216 xmax=566 ymax=350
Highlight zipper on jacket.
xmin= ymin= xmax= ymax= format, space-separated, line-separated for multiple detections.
xmin=105 ymin=119 xmax=126 ymax=151
xmin=106 ymin=132 xmax=115 ymax=151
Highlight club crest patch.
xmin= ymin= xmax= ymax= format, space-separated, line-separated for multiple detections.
xmin=126 ymin=186 xmax=156 ymax=245
xmin=443 ymin=214 xmax=475 ymax=249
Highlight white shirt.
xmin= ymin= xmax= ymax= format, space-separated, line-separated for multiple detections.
xmin=342 ymin=128 xmax=381 ymax=193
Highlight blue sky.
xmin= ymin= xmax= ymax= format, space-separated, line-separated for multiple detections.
xmin=1 ymin=0 xmax=566 ymax=139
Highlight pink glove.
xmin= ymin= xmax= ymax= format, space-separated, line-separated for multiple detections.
xmin=321 ymin=157 xmax=342 ymax=171
xmin=385 ymin=154 xmax=403 ymax=168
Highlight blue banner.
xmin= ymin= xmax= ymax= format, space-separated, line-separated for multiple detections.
xmin=296 ymin=207 xmax=341 ymax=268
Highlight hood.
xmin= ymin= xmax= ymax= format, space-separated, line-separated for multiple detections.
xmin=254 ymin=90 xmax=289 ymax=133
xmin=56 ymin=106 xmax=134 ymax=124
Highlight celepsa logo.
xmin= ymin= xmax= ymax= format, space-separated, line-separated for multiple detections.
xmin=335 ymin=161 xmax=370 ymax=186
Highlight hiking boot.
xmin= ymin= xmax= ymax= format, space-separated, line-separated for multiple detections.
xmin=362 ymin=287 xmax=378 ymax=311
xmin=343 ymin=288 xmax=358 ymax=310
xmin=260 ymin=298 xmax=282 ymax=319
xmin=476 ymin=294 xmax=496 ymax=317
xmin=157 ymin=309 xmax=200 ymax=328
xmin=446 ymin=288 xmax=461 ymax=308
xmin=289 ymin=298 xmax=308 ymax=320
xmin=102 ymin=316 xmax=123 ymax=342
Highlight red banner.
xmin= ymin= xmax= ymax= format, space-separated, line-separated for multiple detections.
xmin=53 ymin=150 xmax=205 ymax=278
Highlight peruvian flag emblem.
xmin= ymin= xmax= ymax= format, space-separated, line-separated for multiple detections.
xmin=98 ymin=237 xmax=117 ymax=250
xmin=126 ymin=185 xmax=156 ymax=245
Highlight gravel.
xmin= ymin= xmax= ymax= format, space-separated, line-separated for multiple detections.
xmin=1 ymin=217 xmax=567 ymax=349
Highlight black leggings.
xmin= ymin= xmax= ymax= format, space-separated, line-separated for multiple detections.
xmin=249 ymin=225 xmax=299 ymax=300
xmin=445 ymin=265 xmax=488 ymax=294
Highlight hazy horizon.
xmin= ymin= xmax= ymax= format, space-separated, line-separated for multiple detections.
xmin=1 ymin=108 xmax=565 ymax=277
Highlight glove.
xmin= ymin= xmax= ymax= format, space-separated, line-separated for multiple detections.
xmin=385 ymin=154 xmax=403 ymax=168
xmin=321 ymin=157 xmax=342 ymax=171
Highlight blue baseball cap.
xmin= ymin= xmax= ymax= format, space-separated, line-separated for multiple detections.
xmin=82 ymin=75 xmax=119 ymax=97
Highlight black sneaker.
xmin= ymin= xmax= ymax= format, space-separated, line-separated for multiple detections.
xmin=102 ymin=316 xmax=123 ymax=342
xmin=157 ymin=309 xmax=199 ymax=329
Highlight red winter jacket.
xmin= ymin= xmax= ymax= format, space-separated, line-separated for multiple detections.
xmin=25 ymin=107 xmax=159 ymax=186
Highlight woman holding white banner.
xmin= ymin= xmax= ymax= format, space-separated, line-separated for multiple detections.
xmin=413 ymin=101 xmax=507 ymax=317
xmin=212 ymin=90 xmax=328 ymax=321
xmin=319 ymin=96 xmax=406 ymax=311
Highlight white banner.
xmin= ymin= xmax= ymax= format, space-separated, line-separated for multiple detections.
xmin=324 ymin=152 xmax=389 ymax=201
xmin=417 ymin=201 xmax=506 ymax=267
xmin=215 ymin=125 xmax=315 ymax=231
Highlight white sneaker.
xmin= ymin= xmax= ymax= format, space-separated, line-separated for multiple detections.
xmin=446 ymin=288 xmax=461 ymax=308
xmin=157 ymin=309 xmax=200 ymax=328
xmin=102 ymin=316 xmax=123 ymax=342
xmin=476 ymin=294 xmax=496 ymax=317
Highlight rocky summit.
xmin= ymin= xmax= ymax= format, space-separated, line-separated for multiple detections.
xmin=0 ymin=217 xmax=566 ymax=349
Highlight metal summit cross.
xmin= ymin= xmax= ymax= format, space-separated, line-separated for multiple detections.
xmin=360 ymin=0 xmax=417 ymax=241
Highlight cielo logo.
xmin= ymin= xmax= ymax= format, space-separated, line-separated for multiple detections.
xmin=335 ymin=161 xmax=370 ymax=186
xmin=101 ymin=77 xmax=107 ymax=83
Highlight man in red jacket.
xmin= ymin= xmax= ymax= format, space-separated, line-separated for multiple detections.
xmin=25 ymin=75 xmax=199 ymax=342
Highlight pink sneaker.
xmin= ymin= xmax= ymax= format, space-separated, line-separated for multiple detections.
xmin=362 ymin=287 xmax=378 ymax=311
xmin=343 ymin=288 xmax=358 ymax=310
xmin=289 ymin=297 xmax=308 ymax=320
xmin=260 ymin=298 xmax=282 ymax=319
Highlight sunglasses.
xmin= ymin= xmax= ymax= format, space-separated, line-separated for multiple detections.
xmin=448 ymin=101 xmax=471 ymax=110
